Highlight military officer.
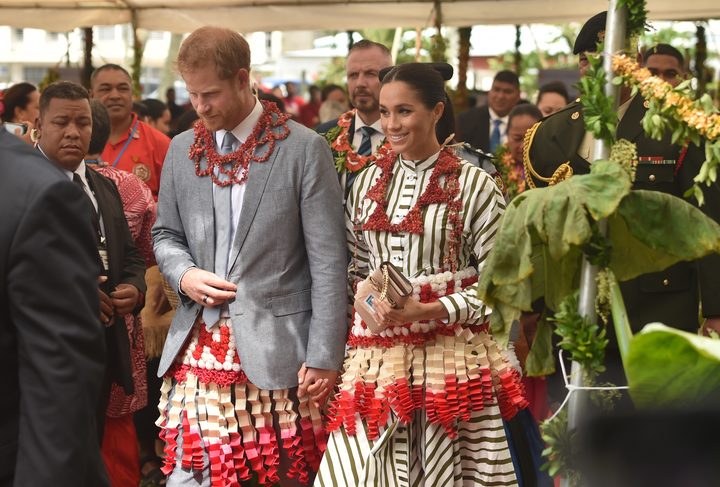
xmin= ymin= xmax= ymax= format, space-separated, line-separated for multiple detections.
xmin=523 ymin=12 xmax=720 ymax=373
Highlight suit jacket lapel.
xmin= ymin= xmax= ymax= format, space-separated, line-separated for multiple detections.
xmin=86 ymin=169 xmax=120 ymax=283
xmin=617 ymin=95 xmax=646 ymax=143
xmin=195 ymin=158 xmax=214 ymax=270
xmin=479 ymin=106 xmax=490 ymax=151
xmin=227 ymin=148 xmax=279 ymax=273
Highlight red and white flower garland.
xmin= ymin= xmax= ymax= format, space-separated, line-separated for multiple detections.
xmin=362 ymin=145 xmax=464 ymax=272
xmin=330 ymin=109 xmax=389 ymax=173
xmin=188 ymin=100 xmax=290 ymax=186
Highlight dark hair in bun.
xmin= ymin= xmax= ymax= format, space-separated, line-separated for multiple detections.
xmin=380 ymin=62 xmax=455 ymax=144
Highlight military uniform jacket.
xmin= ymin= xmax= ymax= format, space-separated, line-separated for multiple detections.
xmin=525 ymin=95 xmax=720 ymax=334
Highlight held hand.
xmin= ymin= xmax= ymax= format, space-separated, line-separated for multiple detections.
xmin=111 ymin=283 xmax=140 ymax=316
xmin=181 ymin=268 xmax=237 ymax=307
xmin=297 ymin=363 xmax=338 ymax=408
xmin=702 ymin=317 xmax=720 ymax=337
xmin=373 ymin=297 xmax=446 ymax=329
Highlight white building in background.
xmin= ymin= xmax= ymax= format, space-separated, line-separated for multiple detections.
xmin=0 ymin=26 xmax=343 ymax=100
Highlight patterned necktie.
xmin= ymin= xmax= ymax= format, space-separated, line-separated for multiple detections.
xmin=203 ymin=131 xmax=237 ymax=329
xmin=357 ymin=126 xmax=376 ymax=156
xmin=346 ymin=125 xmax=376 ymax=197
xmin=489 ymin=118 xmax=502 ymax=152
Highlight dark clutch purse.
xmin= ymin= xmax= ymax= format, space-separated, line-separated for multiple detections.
xmin=355 ymin=261 xmax=413 ymax=334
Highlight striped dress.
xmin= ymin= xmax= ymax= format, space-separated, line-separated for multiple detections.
xmin=315 ymin=151 xmax=528 ymax=486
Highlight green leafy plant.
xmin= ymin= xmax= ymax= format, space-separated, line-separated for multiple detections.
xmin=551 ymin=293 xmax=608 ymax=377
xmin=626 ymin=324 xmax=720 ymax=408
xmin=540 ymin=410 xmax=581 ymax=484
xmin=579 ymin=52 xmax=618 ymax=144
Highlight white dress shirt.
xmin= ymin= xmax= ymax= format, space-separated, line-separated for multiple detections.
xmin=351 ymin=113 xmax=384 ymax=153
xmin=212 ymin=98 xmax=264 ymax=245
xmin=488 ymin=107 xmax=509 ymax=146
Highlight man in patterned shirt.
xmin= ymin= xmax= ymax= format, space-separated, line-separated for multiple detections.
xmin=91 ymin=64 xmax=170 ymax=200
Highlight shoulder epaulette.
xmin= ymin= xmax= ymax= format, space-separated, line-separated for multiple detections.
xmin=522 ymin=120 xmax=573 ymax=189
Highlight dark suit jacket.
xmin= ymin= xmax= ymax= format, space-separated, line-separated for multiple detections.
xmin=457 ymin=105 xmax=491 ymax=152
xmin=85 ymin=166 xmax=146 ymax=393
xmin=0 ymin=131 xmax=109 ymax=486
xmin=316 ymin=117 xmax=343 ymax=136
xmin=526 ymin=96 xmax=720 ymax=335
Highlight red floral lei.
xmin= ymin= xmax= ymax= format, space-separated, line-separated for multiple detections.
xmin=362 ymin=145 xmax=464 ymax=271
xmin=330 ymin=109 xmax=388 ymax=173
xmin=188 ymin=100 xmax=291 ymax=186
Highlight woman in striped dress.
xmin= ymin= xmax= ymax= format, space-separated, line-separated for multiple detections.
xmin=315 ymin=63 xmax=529 ymax=487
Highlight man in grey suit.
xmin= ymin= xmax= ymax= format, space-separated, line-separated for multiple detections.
xmin=152 ymin=26 xmax=347 ymax=486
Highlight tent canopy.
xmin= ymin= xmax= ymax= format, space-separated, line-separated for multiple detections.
xmin=1 ymin=0 xmax=719 ymax=33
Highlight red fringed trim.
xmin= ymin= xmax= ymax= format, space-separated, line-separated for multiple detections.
xmin=282 ymin=432 xmax=309 ymax=484
xmin=170 ymin=363 xmax=248 ymax=387
xmin=496 ymin=369 xmax=530 ymax=421
xmin=384 ymin=378 xmax=414 ymax=423
xmin=159 ymin=421 xmax=177 ymax=476
xmin=299 ymin=416 xmax=321 ymax=472
xmin=229 ymin=432 xmax=252 ymax=482
xmin=258 ymin=425 xmax=280 ymax=485
xmin=326 ymin=352 xmax=522 ymax=440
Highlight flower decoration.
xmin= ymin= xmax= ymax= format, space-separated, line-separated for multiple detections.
xmin=323 ymin=109 xmax=390 ymax=174
xmin=362 ymin=146 xmax=464 ymax=272
xmin=189 ymin=100 xmax=290 ymax=186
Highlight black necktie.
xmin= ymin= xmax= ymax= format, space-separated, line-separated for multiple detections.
xmin=73 ymin=173 xmax=102 ymax=241
xmin=73 ymin=172 xmax=109 ymax=276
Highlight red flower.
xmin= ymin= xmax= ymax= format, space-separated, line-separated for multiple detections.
xmin=189 ymin=101 xmax=290 ymax=187
xmin=361 ymin=147 xmax=464 ymax=271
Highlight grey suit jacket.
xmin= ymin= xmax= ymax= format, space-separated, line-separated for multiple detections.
xmin=152 ymin=119 xmax=347 ymax=390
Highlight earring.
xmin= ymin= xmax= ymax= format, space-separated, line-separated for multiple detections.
xmin=30 ymin=128 xmax=39 ymax=143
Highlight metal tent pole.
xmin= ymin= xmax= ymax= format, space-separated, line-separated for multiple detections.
xmin=561 ymin=2 xmax=627 ymax=486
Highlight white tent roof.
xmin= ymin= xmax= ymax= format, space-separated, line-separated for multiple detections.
xmin=1 ymin=0 xmax=719 ymax=33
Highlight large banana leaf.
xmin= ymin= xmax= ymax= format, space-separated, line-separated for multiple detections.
xmin=478 ymin=160 xmax=720 ymax=370
xmin=626 ymin=324 xmax=720 ymax=408
xmin=479 ymin=160 xmax=631 ymax=347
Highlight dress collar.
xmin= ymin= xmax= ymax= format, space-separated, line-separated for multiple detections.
xmin=398 ymin=151 xmax=440 ymax=174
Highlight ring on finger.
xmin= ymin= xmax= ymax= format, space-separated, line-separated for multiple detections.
xmin=202 ymin=295 xmax=209 ymax=304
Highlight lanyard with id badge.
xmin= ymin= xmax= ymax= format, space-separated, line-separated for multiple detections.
xmin=82 ymin=175 xmax=111 ymax=291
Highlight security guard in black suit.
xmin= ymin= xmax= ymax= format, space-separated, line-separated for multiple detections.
xmin=524 ymin=12 xmax=720 ymax=384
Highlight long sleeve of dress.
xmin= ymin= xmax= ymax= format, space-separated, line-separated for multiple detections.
xmin=438 ymin=166 xmax=506 ymax=325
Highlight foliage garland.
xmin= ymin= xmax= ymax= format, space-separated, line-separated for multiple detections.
xmin=612 ymin=53 xmax=720 ymax=205
xmin=538 ymin=1 xmax=644 ymax=481
xmin=493 ymin=143 xmax=526 ymax=200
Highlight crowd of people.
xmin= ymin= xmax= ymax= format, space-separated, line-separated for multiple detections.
xmin=1 ymin=9 xmax=718 ymax=487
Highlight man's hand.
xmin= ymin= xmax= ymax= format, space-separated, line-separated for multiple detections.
xmin=297 ymin=363 xmax=338 ymax=408
xmin=111 ymin=283 xmax=140 ymax=316
xmin=180 ymin=268 xmax=237 ymax=307
xmin=702 ymin=317 xmax=720 ymax=337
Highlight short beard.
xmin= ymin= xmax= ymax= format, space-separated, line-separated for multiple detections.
xmin=352 ymin=97 xmax=379 ymax=119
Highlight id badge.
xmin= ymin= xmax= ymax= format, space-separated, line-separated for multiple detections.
xmin=98 ymin=247 xmax=109 ymax=272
